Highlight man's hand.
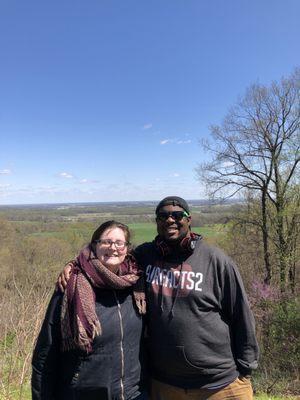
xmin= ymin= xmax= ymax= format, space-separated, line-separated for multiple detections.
xmin=56 ymin=262 xmax=74 ymax=292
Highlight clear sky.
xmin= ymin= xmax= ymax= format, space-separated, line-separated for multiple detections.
xmin=0 ymin=0 xmax=299 ymax=204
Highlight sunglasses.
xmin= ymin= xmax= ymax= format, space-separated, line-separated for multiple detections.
xmin=157 ymin=211 xmax=190 ymax=222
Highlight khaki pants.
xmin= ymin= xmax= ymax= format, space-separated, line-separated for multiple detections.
xmin=150 ymin=376 xmax=253 ymax=400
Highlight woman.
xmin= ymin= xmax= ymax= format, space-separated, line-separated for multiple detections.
xmin=32 ymin=220 xmax=147 ymax=400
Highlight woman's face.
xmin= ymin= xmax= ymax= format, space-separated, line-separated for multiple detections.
xmin=95 ymin=227 xmax=128 ymax=272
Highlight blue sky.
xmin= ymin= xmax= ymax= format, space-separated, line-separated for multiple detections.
xmin=0 ymin=0 xmax=299 ymax=204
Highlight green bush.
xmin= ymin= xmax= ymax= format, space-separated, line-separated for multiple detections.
xmin=251 ymin=294 xmax=300 ymax=395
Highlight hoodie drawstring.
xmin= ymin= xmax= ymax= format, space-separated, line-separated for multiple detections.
xmin=168 ymin=262 xmax=183 ymax=319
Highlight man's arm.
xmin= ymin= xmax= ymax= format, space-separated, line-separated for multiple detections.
xmin=221 ymin=260 xmax=259 ymax=377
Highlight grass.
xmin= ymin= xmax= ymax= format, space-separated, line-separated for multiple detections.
xmin=0 ymin=387 xmax=297 ymax=400
xmin=25 ymin=222 xmax=227 ymax=247
xmin=129 ymin=222 xmax=157 ymax=244
xmin=0 ymin=383 xmax=31 ymax=400
xmin=254 ymin=396 xmax=298 ymax=400
xmin=128 ymin=222 xmax=226 ymax=245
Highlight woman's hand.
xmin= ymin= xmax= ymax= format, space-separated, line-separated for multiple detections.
xmin=56 ymin=261 xmax=74 ymax=292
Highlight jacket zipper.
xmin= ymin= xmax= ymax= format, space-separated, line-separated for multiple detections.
xmin=114 ymin=291 xmax=125 ymax=400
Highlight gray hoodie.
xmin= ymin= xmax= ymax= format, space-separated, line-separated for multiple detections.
xmin=135 ymin=238 xmax=259 ymax=389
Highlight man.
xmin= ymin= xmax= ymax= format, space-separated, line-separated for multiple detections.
xmin=134 ymin=196 xmax=258 ymax=400
xmin=57 ymin=196 xmax=259 ymax=400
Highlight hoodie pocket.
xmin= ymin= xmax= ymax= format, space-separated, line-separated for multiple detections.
xmin=150 ymin=345 xmax=209 ymax=376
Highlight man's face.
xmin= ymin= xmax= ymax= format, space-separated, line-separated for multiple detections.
xmin=156 ymin=204 xmax=191 ymax=243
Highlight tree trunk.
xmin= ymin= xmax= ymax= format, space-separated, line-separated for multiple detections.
xmin=276 ymin=195 xmax=288 ymax=292
xmin=261 ymin=189 xmax=272 ymax=285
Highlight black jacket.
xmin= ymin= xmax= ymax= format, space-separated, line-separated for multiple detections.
xmin=32 ymin=288 xmax=145 ymax=400
xmin=135 ymin=239 xmax=259 ymax=389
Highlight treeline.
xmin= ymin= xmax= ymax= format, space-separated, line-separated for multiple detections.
xmin=0 ymin=202 xmax=242 ymax=225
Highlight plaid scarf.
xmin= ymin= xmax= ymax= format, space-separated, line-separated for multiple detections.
xmin=61 ymin=244 xmax=146 ymax=353
xmin=154 ymin=232 xmax=202 ymax=257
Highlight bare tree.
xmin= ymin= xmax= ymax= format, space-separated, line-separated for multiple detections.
xmin=197 ymin=68 xmax=300 ymax=291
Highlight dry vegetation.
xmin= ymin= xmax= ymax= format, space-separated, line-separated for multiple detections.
xmin=0 ymin=217 xmax=77 ymax=399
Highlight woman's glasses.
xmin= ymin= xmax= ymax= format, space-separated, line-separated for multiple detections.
xmin=156 ymin=211 xmax=189 ymax=222
xmin=95 ymin=239 xmax=128 ymax=250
